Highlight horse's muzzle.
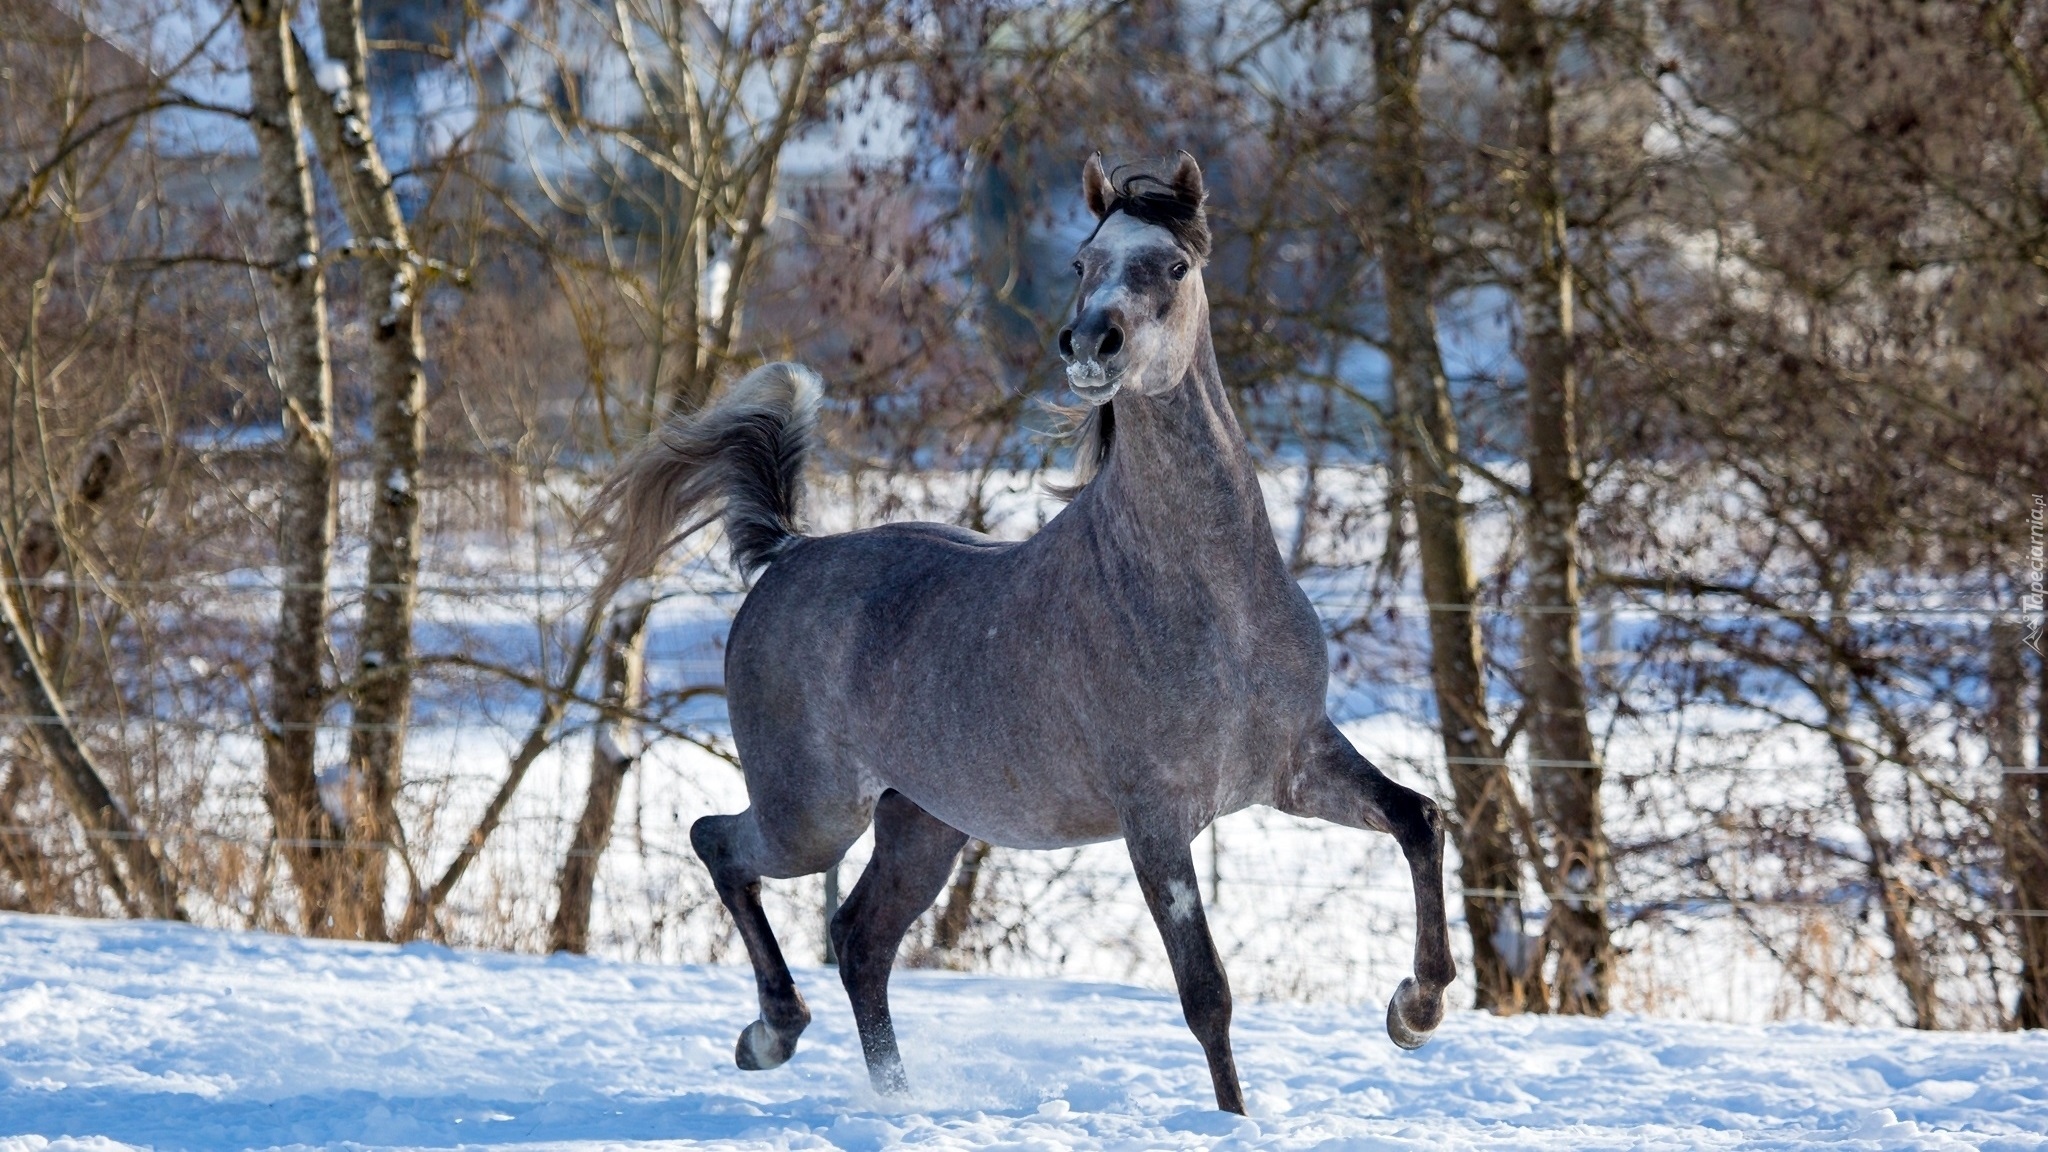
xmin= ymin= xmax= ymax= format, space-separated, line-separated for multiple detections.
xmin=1065 ymin=359 xmax=1119 ymax=404
xmin=1060 ymin=309 xmax=1127 ymax=404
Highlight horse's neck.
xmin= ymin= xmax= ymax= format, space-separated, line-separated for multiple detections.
xmin=1083 ymin=334 xmax=1276 ymax=574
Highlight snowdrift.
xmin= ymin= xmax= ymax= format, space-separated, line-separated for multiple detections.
xmin=1 ymin=913 xmax=2042 ymax=1150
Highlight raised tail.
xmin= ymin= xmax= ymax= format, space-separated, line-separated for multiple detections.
xmin=596 ymin=362 xmax=822 ymax=584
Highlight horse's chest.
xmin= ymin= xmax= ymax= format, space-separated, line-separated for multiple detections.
xmin=1113 ymin=588 xmax=1321 ymax=739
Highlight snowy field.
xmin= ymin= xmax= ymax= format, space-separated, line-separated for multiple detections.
xmin=4 ymin=914 xmax=2044 ymax=1151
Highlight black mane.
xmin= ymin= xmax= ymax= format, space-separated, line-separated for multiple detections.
xmin=1101 ymin=166 xmax=1210 ymax=261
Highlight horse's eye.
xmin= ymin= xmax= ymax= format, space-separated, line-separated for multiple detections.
xmin=1170 ymin=261 xmax=1189 ymax=280
xmin=1073 ymin=260 xmax=1084 ymax=276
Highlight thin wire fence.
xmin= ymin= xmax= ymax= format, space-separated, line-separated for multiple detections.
xmin=2 ymin=817 xmax=2036 ymax=915
xmin=4 ymin=710 xmax=2037 ymax=778
xmin=3 ymin=573 xmax=2018 ymax=619
xmin=1 ymin=474 xmax=2028 ymax=1026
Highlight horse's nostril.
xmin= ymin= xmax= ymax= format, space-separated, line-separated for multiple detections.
xmin=1099 ymin=326 xmax=1124 ymax=358
xmin=1058 ymin=328 xmax=1074 ymax=358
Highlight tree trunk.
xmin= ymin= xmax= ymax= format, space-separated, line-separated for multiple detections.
xmin=298 ymin=2 xmax=429 ymax=941
xmin=657 ymin=198 xmax=706 ymax=417
xmin=931 ymin=839 xmax=991 ymax=959
xmin=1820 ymin=657 xmax=1937 ymax=1029
xmin=540 ymin=18 xmax=816 ymax=943
xmin=548 ymin=597 xmax=650 ymax=954
xmin=1367 ymin=0 xmax=1539 ymax=1014
xmin=1993 ymin=622 xmax=2048 ymax=1027
xmin=2033 ymin=643 xmax=2048 ymax=1028
xmin=0 ymin=760 xmax=58 ymax=911
xmin=236 ymin=0 xmax=346 ymax=934
xmin=0 ymin=574 xmax=183 ymax=919
xmin=1497 ymin=0 xmax=1612 ymax=1016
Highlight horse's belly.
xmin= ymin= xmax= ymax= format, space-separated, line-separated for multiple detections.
xmin=872 ymin=706 xmax=1271 ymax=851
xmin=887 ymin=761 xmax=1127 ymax=850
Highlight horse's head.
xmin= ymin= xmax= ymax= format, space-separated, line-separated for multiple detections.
xmin=1058 ymin=152 xmax=1210 ymax=406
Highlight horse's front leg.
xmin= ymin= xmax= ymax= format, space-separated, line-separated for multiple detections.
xmin=1277 ymin=717 xmax=1457 ymax=1049
xmin=1123 ymin=819 xmax=1246 ymax=1114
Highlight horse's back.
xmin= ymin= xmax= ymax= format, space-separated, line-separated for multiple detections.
xmin=731 ymin=520 xmax=1019 ymax=642
xmin=724 ymin=519 xmax=1020 ymax=721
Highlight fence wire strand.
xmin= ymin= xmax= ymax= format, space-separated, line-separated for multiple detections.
xmin=4 ymin=822 xmax=2044 ymax=917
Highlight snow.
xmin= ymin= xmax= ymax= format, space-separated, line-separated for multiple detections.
xmin=314 ymin=60 xmax=352 ymax=97
xmin=5 ymin=914 xmax=2045 ymax=1151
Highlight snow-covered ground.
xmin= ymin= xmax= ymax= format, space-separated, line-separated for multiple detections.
xmin=4 ymin=914 xmax=2043 ymax=1151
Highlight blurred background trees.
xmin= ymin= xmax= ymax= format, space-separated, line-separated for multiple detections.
xmin=0 ymin=0 xmax=2042 ymax=1031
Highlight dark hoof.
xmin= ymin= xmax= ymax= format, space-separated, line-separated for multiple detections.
xmin=1386 ymin=977 xmax=1442 ymax=1051
xmin=735 ymin=1018 xmax=802 ymax=1070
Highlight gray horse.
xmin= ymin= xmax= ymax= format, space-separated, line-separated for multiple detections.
xmin=601 ymin=152 xmax=1455 ymax=1114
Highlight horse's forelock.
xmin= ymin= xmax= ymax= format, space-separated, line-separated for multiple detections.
xmin=1103 ymin=167 xmax=1210 ymax=261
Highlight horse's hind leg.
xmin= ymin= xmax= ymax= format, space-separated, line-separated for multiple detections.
xmin=1124 ymin=820 xmax=1246 ymax=1115
xmin=692 ymin=807 xmax=861 ymax=1071
xmin=829 ymin=790 xmax=967 ymax=1095
xmin=1276 ymin=717 xmax=1458 ymax=1048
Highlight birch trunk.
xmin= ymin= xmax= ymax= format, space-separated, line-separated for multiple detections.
xmin=1497 ymin=0 xmax=1612 ymax=1015
xmin=548 ymin=597 xmax=650 ymax=954
xmin=236 ymin=0 xmax=345 ymax=933
xmin=1367 ymin=0 xmax=1539 ymax=1013
xmin=299 ymin=1 xmax=428 ymax=940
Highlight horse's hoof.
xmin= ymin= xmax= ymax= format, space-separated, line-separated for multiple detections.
xmin=735 ymin=1018 xmax=800 ymax=1070
xmin=868 ymin=1059 xmax=910 ymax=1097
xmin=1386 ymin=977 xmax=1441 ymax=1051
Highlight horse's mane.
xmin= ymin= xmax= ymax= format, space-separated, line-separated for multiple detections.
xmin=1044 ymin=399 xmax=1114 ymax=502
xmin=1098 ymin=163 xmax=1210 ymax=260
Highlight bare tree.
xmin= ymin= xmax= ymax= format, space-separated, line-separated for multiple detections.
xmin=1993 ymin=624 xmax=2048 ymax=1026
xmin=0 ymin=564 xmax=183 ymax=920
xmin=2030 ymin=646 xmax=2048 ymax=1027
xmin=1366 ymin=0 xmax=1537 ymax=1013
xmin=299 ymin=0 xmax=432 ymax=941
xmin=235 ymin=0 xmax=348 ymax=934
xmin=517 ymin=0 xmax=853 ymax=932
xmin=1493 ymin=0 xmax=1612 ymax=1016
xmin=2 ymin=359 xmax=181 ymax=920
xmin=548 ymin=593 xmax=647 ymax=953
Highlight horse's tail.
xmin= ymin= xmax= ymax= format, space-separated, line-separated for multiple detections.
xmin=595 ymin=362 xmax=822 ymax=587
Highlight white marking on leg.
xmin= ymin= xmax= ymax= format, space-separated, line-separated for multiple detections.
xmin=1166 ymin=878 xmax=1199 ymax=924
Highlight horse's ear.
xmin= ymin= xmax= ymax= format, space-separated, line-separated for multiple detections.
xmin=1170 ymin=150 xmax=1206 ymax=209
xmin=1083 ymin=152 xmax=1112 ymax=219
